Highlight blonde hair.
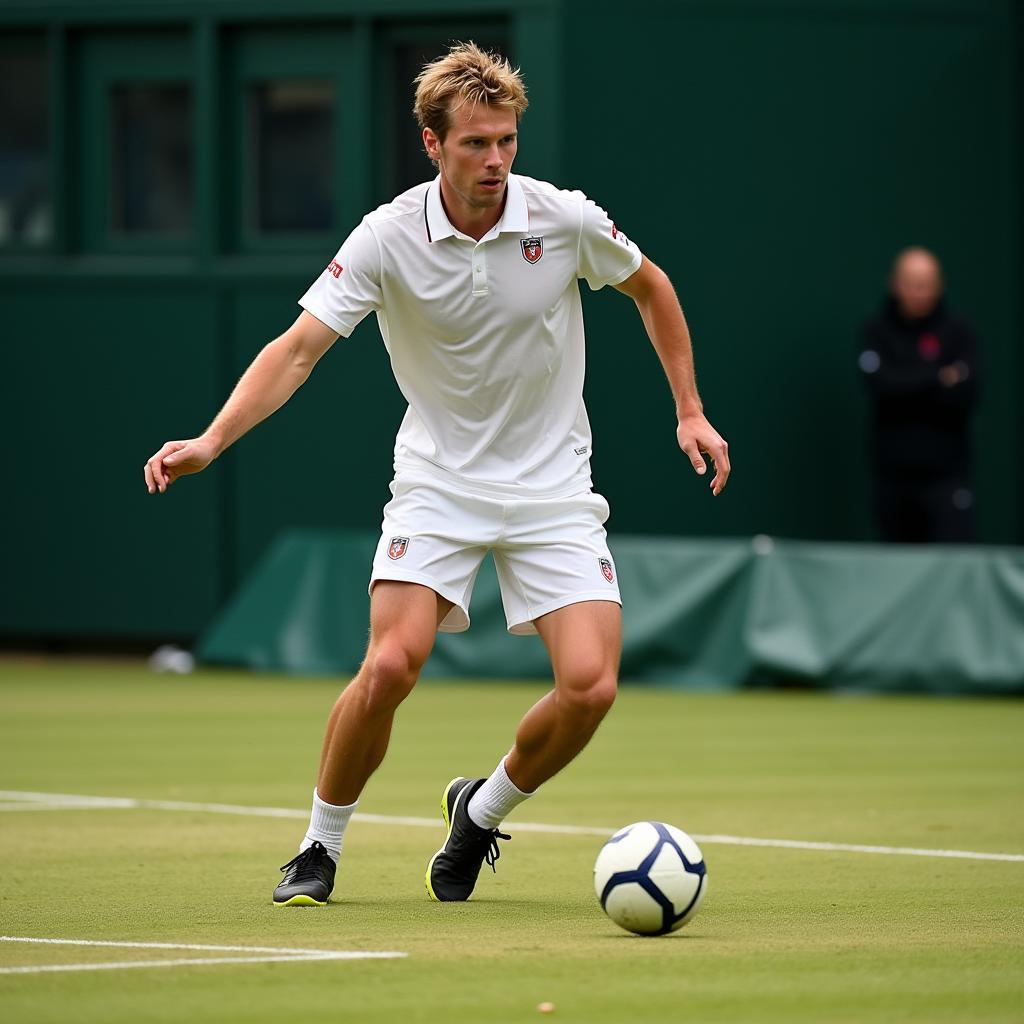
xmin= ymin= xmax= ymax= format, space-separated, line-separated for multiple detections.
xmin=413 ymin=41 xmax=528 ymax=142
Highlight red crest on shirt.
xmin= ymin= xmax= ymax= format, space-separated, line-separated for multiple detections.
xmin=521 ymin=236 xmax=544 ymax=264
xmin=388 ymin=537 xmax=409 ymax=560
xmin=599 ymin=558 xmax=615 ymax=583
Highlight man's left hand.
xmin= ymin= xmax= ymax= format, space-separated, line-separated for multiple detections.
xmin=677 ymin=413 xmax=730 ymax=496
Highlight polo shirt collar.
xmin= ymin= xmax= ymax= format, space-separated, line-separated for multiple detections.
xmin=424 ymin=173 xmax=529 ymax=242
xmin=498 ymin=174 xmax=529 ymax=234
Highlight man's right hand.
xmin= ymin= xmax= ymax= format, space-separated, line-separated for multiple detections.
xmin=142 ymin=312 xmax=338 ymax=495
xmin=144 ymin=436 xmax=218 ymax=494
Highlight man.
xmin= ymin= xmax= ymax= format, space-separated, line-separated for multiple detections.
xmin=144 ymin=43 xmax=729 ymax=906
xmin=859 ymin=247 xmax=980 ymax=543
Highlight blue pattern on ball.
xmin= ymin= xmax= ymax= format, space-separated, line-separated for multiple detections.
xmin=599 ymin=822 xmax=706 ymax=935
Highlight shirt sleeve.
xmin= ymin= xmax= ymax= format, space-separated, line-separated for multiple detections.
xmin=576 ymin=193 xmax=643 ymax=291
xmin=298 ymin=220 xmax=382 ymax=337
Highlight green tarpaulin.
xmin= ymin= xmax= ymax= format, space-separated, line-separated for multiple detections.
xmin=197 ymin=531 xmax=1024 ymax=694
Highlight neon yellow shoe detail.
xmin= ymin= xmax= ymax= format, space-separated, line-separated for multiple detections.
xmin=273 ymin=840 xmax=336 ymax=906
xmin=425 ymin=777 xmax=509 ymax=902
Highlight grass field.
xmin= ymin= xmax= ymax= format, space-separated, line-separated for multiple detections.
xmin=1 ymin=660 xmax=1022 ymax=1023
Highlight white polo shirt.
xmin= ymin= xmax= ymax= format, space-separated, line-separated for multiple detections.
xmin=299 ymin=173 xmax=642 ymax=498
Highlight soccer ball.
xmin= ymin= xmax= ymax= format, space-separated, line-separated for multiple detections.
xmin=594 ymin=821 xmax=707 ymax=935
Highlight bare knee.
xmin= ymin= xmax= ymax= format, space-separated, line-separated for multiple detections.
xmin=355 ymin=642 xmax=425 ymax=715
xmin=557 ymin=670 xmax=617 ymax=723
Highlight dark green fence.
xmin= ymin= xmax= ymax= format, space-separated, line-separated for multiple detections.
xmin=197 ymin=529 xmax=1024 ymax=693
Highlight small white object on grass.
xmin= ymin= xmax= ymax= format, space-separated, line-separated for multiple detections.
xmin=537 ymin=1003 xmax=555 ymax=1014
xmin=148 ymin=645 xmax=195 ymax=674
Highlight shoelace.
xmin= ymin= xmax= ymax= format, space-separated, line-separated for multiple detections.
xmin=484 ymin=829 xmax=511 ymax=873
xmin=279 ymin=841 xmax=331 ymax=882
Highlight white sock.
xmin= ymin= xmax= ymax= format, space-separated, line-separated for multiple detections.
xmin=468 ymin=757 xmax=533 ymax=830
xmin=299 ymin=789 xmax=357 ymax=863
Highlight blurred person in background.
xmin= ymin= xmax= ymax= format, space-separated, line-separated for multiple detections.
xmin=859 ymin=246 xmax=980 ymax=543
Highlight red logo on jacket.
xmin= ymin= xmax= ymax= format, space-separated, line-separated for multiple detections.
xmin=326 ymin=260 xmax=343 ymax=279
xmin=599 ymin=558 xmax=615 ymax=583
xmin=917 ymin=333 xmax=940 ymax=360
xmin=388 ymin=537 xmax=409 ymax=560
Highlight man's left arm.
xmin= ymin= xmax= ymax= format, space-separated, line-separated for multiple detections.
xmin=936 ymin=318 xmax=981 ymax=408
xmin=615 ymin=256 xmax=731 ymax=496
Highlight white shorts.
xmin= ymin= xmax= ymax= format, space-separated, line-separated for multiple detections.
xmin=369 ymin=474 xmax=621 ymax=635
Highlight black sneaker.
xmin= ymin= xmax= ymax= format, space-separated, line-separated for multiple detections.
xmin=425 ymin=777 xmax=510 ymax=902
xmin=273 ymin=840 xmax=336 ymax=906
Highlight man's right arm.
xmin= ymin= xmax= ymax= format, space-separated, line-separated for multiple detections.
xmin=144 ymin=310 xmax=338 ymax=493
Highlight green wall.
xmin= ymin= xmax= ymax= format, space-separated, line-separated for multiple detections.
xmin=562 ymin=0 xmax=1020 ymax=542
xmin=5 ymin=279 xmax=224 ymax=634
xmin=1 ymin=0 xmax=1020 ymax=642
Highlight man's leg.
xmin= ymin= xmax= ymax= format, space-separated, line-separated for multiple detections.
xmin=275 ymin=580 xmax=452 ymax=905
xmin=426 ymin=600 xmax=620 ymax=902
xmin=315 ymin=581 xmax=453 ymax=805
xmin=502 ymin=599 xmax=620 ymax=792
xmin=925 ymin=477 xmax=976 ymax=544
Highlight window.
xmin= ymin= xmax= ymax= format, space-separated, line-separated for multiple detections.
xmin=0 ymin=39 xmax=51 ymax=247
xmin=75 ymin=28 xmax=193 ymax=252
xmin=225 ymin=25 xmax=348 ymax=250
xmin=249 ymin=80 xmax=333 ymax=232
xmin=110 ymin=83 xmax=192 ymax=234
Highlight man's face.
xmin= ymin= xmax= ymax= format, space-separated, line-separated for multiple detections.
xmin=424 ymin=103 xmax=518 ymax=212
xmin=891 ymin=250 xmax=943 ymax=320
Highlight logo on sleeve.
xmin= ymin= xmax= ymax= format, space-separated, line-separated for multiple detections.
xmin=520 ymin=236 xmax=544 ymax=264
xmin=599 ymin=557 xmax=615 ymax=583
xmin=326 ymin=260 xmax=344 ymax=279
xmin=611 ymin=224 xmax=630 ymax=246
xmin=388 ymin=536 xmax=409 ymax=560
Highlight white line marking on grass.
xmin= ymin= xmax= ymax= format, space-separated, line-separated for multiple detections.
xmin=2 ymin=937 xmax=399 ymax=955
xmin=0 ymin=956 xmax=376 ymax=975
xmin=0 ymin=937 xmax=405 ymax=975
xmin=0 ymin=803 xmax=116 ymax=811
xmin=1 ymin=790 xmax=1022 ymax=863
xmin=0 ymin=791 xmax=306 ymax=818
xmin=681 ymin=834 xmax=1024 ymax=862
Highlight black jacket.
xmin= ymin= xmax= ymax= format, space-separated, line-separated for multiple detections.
xmin=860 ymin=297 xmax=980 ymax=479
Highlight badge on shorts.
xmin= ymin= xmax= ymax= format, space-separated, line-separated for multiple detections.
xmin=599 ymin=557 xmax=615 ymax=583
xmin=388 ymin=536 xmax=409 ymax=560
xmin=521 ymin=236 xmax=544 ymax=264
